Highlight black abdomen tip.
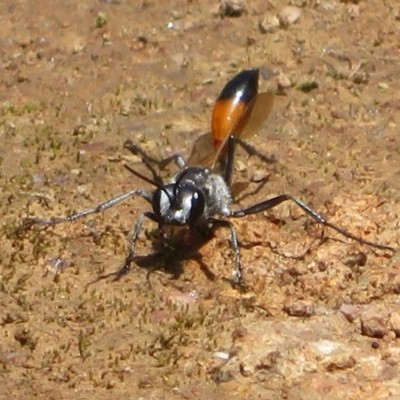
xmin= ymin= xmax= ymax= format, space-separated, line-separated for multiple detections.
xmin=217 ymin=69 xmax=259 ymax=104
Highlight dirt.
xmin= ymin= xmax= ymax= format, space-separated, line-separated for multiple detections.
xmin=1 ymin=0 xmax=400 ymax=399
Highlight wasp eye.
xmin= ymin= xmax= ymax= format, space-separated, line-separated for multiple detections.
xmin=153 ymin=187 xmax=171 ymax=221
xmin=152 ymin=188 xmax=162 ymax=219
xmin=189 ymin=190 xmax=205 ymax=223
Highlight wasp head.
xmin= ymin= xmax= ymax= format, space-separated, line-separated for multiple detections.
xmin=153 ymin=183 xmax=206 ymax=226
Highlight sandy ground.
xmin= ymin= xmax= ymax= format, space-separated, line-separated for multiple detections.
xmin=1 ymin=0 xmax=400 ymax=398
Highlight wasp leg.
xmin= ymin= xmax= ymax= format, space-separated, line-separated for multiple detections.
xmin=24 ymin=189 xmax=153 ymax=227
xmin=114 ymin=211 xmax=158 ymax=279
xmin=86 ymin=211 xmax=158 ymax=285
xmin=124 ymin=140 xmax=186 ymax=184
xmin=208 ymin=217 xmax=246 ymax=290
xmin=231 ymin=194 xmax=396 ymax=252
xmin=224 ymin=135 xmax=276 ymax=187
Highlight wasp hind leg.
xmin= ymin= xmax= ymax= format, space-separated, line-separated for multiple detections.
xmin=208 ymin=217 xmax=247 ymax=291
xmin=124 ymin=140 xmax=186 ymax=185
xmin=230 ymin=194 xmax=396 ymax=252
xmin=223 ymin=135 xmax=276 ymax=187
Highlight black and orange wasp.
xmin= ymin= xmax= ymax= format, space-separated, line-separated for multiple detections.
xmin=24 ymin=69 xmax=395 ymax=289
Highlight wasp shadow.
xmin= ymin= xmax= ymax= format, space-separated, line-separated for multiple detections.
xmin=90 ymin=226 xmax=218 ymax=287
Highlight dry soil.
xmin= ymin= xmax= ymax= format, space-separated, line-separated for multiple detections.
xmin=1 ymin=1 xmax=400 ymax=399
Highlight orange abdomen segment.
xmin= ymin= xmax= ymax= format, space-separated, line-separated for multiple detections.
xmin=212 ymin=99 xmax=253 ymax=149
xmin=211 ymin=69 xmax=259 ymax=150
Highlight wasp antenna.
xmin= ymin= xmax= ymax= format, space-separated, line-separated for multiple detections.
xmin=124 ymin=164 xmax=163 ymax=188
xmin=245 ymin=45 xmax=251 ymax=68
xmin=124 ymin=164 xmax=173 ymax=202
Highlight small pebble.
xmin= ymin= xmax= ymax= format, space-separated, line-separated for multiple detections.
xmin=325 ymin=355 xmax=356 ymax=372
xmin=219 ymin=0 xmax=246 ymax=17
xmin=240 ymin=360 xmax=253 ymax=377
xmin=388 ymin=312 xmax=400 ymax=337
xmin=251 ymin=170 xmax=269 ymax=182
xmin=278 ymin=6 xmax=301 ymax=28
xmin=360 ymin=308 xmax=389 ymax=338
xmin=347 ymin=4 xmax=360 ymax=19
xmin=378 ymin=82 xmax=389 ymax=90
xmin=339 ymin=304 xmax=360 ymax=323
xmin=258 ymin=15 xmax=279 ymax=34
xmin=277 ymin=73 xmax=292 ymax=91
xmin=284 ymin=300 xmax=315 ymax=317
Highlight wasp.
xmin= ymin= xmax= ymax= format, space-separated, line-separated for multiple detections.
xmin=24 ymin=69 xmax=395 ymax=289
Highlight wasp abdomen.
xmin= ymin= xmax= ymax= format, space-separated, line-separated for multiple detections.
xmin=211 ymin=69 xmax=259 ymax=149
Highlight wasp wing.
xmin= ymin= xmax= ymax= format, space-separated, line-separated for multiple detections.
xmin=210 ymin=90 xmax=274 ymax=168
xmin=187 ymin=68 xmax=273 ymax=169
xmin=240 ymin=91 xmax=274 ymax=140
xmin=187 ymin=91 xmax=274 ymax=168
xmin=186 ymin=131 xmax=215 ymax=167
